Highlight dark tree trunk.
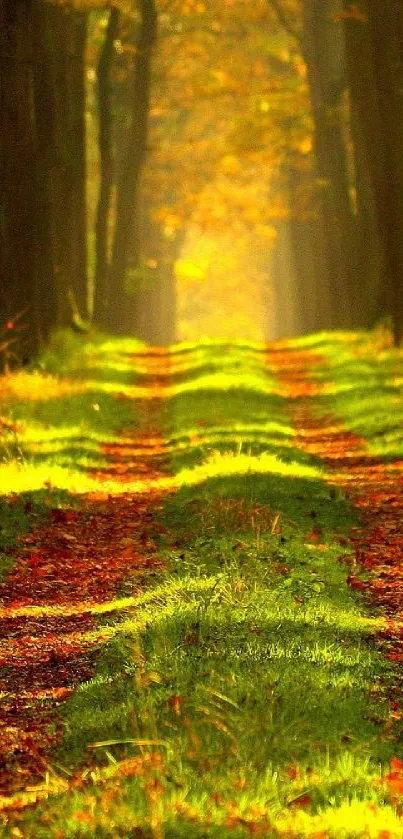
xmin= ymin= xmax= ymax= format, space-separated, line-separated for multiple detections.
xmin=342 ymin=0 xmax=389 ymax=325
xmin=109 ymin=0 xmax=157 ymax=332
xmin=286 ymin=163 xmax=333 ymax=334
xmin=366 ymin=1 xmax=403 ymax=343
xmin=93 ymin=6 xmax=120 ymax=327
xmin=0 ymin=0 xmax=88 ymax=361
xmin=31 ymin=0 xmax=59 ymax=343
xmin=68 ymin=10 xmax=88 ymax=321
xmin=302 ymin=0 xmax=360 ymax=328
xmin=0 ymin=0 xmax=39 ymax=358
xmin=34 ymin=4 xmax=88 ymax=329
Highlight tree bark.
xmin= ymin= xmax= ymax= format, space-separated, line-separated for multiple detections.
xmin=68 ymin=9 xmax=88 ymax=321
xmin=302 ymin=0 xmax=360 ymax=328
xmin=31 ymin=4 xmax=88 ymax=330
xmin=108 ymin=0 xmax=157 ymax=332
xmin=366 ymin=1 xmax=403 ymax=342
xmin=286 ymin=162 xmax=334 ymax=334
xmin=342 ymin=0 xmax=389 ymax=325
xmin=0 ymin=0 xmax=39 ymax=358
xmin=31 ymin=0 xmax=59 ymax=342
xmin=93 ymin=6 xmax=120 ymax=327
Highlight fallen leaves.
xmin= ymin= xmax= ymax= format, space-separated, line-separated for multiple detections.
xmin=270 ymin=344 xmax=403 ymax=743
xmin=0 ymin=351 xmax=172 ymax=798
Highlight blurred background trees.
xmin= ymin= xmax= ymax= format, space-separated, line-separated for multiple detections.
xmin=1 ymin=0 xmax=403 ymax=361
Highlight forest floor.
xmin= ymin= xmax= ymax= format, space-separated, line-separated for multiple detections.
xmin=1 ymin=329 xmax=403 ymax=837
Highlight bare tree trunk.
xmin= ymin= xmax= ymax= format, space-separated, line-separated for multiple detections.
xmin=366 ymin=1 xmax=403 ymax=342
xmin=342 ymin=0 xmax=390 ymax=324
xmin=68 ymin=10 xmax=88 ymax=321
xmin=93 ymin=6 xmax=120 ymax=327
xmin=286 ymin=163 xmax=333 ymax=333
xmin=302 ymin=0 xmax=360 ymax=327
xmin=109 ymin=0 xmax=157 ymax=332
xmin=0 ymin=0 xmax=39 ymax=357
xmin=32 ymin=3 xmax=88 ymax=329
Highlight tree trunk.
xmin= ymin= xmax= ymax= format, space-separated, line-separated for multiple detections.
xmin=68 ymin=9 xmax=88 ymax=321
xmin=366 ymin=1 xmax=403 ymax=342
xmin=35 ymin=4 xmax=88 ymax=329
xmin=302 ymin=0 xmax=360 ymax=328
xmin=286 ymin=163 xmax=333 ymax=334
xmin=108 ymin=0 xmax=157 ymax=332
xmin=0 ymin=0 xmax=39 ymax=359
xmin=130 ymin=216 xmax=180 ymax=345
xmin=342 ymin=0 xmax=389 ymax=325
xmin=269 ymin=221 xmax=301 ymax=339
xmin=31 ymin=0 xmax=59 ymax=343
xmin=93 ymin=6 xmax=120 ymax=327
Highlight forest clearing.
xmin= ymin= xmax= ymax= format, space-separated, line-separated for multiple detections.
xmin=0 ymin=328 xmax=402 ymax=837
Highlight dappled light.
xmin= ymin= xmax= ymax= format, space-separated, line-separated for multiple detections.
xmin=0 ymin=333 xmax=403 ymax=837
xmin=3 ymin=0 xmax=403 ymax=834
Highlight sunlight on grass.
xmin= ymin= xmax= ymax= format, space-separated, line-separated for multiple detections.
xmin=277 ymin=798 xmax=403 ymax=837
xmin=3 ymin=330 xmax=403 ymax=838
xmin=175 ymin=448 xmax=323 ymax=486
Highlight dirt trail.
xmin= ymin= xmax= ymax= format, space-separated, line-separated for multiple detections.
xmin=0 ymin=350 xmax=171 ymax=798
xmin=269 ymin=346 xmax=403 ymax=695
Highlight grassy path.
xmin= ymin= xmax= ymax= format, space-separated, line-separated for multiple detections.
xmin=0 ymin=346 xmax=171 ymax=801
xmin=1 ymin=332 xmax=403 ymax=837
xmin=270 ymin=343 xmax=403 ymax=671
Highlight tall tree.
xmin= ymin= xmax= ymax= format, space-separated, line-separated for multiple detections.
xmin=300 ymin=0 xmax=359 ymax=327
xmin=108 ymin=0 xmax=157 ymax=331
xmin=347 ymin=0 xmax=403 ymax=342
xmin=0 ymin=0 xmax=89 ymax=363
xmin=0 ymin=0 xmax=40 ymax=358
xmin=93 ymin=6 xmax=120 ymax=327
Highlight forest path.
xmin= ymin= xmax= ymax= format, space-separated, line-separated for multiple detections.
xmin=0 ymin=349 xmax=171 ymax=800
xmin=269 ymin=345 xmax=403 ymax=700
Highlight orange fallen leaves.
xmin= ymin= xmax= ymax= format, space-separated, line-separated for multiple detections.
xmin=0 ymin=353 xmax=171 ymax=797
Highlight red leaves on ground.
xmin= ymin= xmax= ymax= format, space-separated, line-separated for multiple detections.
xmin=268 ymin=344 xmax=403 ymax=730
xmin=0 ymin=351 xmax=171 ymax=796
xmin=346 ymin=574 xmax=367 ymax=591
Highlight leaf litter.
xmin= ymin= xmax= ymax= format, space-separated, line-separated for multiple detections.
xmin=0 ymin=351 xmax=171 ymax=797
xmin=269 ymin=344 xmax=403 ymax=807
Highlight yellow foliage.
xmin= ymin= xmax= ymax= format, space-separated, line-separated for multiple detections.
xmin=298 ymin=136 xmax=313 ymax=155
xmin=220 ymin=155 xmax=241 ymax=176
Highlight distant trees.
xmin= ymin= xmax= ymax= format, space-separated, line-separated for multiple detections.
xmin=268 ymin=0 xmax=403 ymax=342
xmin=2 ymin=0 xmax=403 ymax=356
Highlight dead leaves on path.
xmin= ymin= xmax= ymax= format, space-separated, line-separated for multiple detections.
xmin=269 ymin=346 xmax=403 ymax=743
xmin=0 ymin=354 xmax=171 ymax=797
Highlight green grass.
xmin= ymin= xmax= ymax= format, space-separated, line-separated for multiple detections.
xmin=297 ymin=328 xmax=403 ymax=461
xmin=1 ymin=330 xmax=403 ymax=837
